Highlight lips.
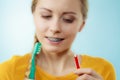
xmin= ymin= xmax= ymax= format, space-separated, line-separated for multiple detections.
xmin=45 ymin=37 xmax=64 ymax=42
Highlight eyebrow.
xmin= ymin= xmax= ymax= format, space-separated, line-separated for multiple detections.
xmin=39 ymin=8 xmax=77 ymax=15
xmin=39 ymin=8 xmax=52 ymax=12
xmin=63 ymin=12 xmax=77 ymax=15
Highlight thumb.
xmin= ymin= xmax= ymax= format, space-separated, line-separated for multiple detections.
xmin=73 ymin=69 xmax=83 ymax=76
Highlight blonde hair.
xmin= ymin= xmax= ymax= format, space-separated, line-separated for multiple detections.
xmin=33 ymin=34 xmax=39 ymax=44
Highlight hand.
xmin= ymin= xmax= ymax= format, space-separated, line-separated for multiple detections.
xmin=74 ymin=68 xmax=103 ymax=80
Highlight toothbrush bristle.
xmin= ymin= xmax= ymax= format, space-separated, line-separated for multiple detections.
xmin=33 ymin=42 xmax=41 ymax=55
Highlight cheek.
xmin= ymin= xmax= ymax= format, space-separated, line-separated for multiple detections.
xmin=34 ymin=19 xmax=48 ymax=41
xmin=34 ymin=18 xmax=48 ymax=33
xmin=62 ymin=26 xmax=78 ymax=45
xmin=64 ymin=24 xmax=79 ymax=36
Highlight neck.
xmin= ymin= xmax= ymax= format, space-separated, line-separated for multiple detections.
xmin=36 ymin=48 xmax=75 ymax=76
xmin=43 ymin=48 xmax=71 ymax=60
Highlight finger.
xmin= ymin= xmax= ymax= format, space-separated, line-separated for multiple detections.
xmin=74 ymin=68 xmax=95 ymax=75
xmin=74 ymin=68 xmax=102 ymax=78
xmin=76 ymin=74 xmax=96 ymax=80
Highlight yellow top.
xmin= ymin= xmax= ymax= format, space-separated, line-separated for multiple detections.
xmin=0 ymin=54 xmax=116 ymax=80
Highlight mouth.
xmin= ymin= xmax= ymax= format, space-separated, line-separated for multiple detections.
xmin=45 ymin=36 xmax=65 ymax=42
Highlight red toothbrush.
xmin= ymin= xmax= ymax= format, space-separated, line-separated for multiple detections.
xmin=74 ymin=55 xmax=80 ymax=69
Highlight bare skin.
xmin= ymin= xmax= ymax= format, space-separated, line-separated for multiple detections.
xmin=37 ymin=50 xmax=77 ymax=76
xmin=74 ymin=68 xmax=103 ymax=80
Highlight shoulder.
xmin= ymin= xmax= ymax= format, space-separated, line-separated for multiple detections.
xmin=81 ymin=55 xmax=110 ymax=65
xmin=80 ymin=54 xmax=116 ymax=80
xmin=0 ymin=53 xmax=31 ymax=79
xmin=81 ymin=55 xmax=114 ymax=68
xmin=0 ymin=53 xmax=31 ymax=67
xmin=10 ymin=53 xmax=31 ymax=65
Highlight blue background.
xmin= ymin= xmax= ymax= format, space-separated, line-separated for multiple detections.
xmin=0 ymin=0 xmax=119 ymax=79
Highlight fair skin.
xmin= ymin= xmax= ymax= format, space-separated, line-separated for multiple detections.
xmin=33 ymin=0 xmax=103 ymax=79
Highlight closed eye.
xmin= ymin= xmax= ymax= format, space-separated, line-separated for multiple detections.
xmin=63 ymin=18 xmax=74 ymax=23
xmin=41 ymin=15 xmax=52 ymax=19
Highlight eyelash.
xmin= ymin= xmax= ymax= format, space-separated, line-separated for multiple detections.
xmin=41 ymin=15 xmax=74 ymax=23
xmin=41 ymin=15 xmax=52 ymax=19
xmin=63 ymin=18 xmax=74 ymax=23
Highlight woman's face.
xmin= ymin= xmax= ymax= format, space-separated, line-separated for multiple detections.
xmin=33 ymin=0 xmax=85 ymax=53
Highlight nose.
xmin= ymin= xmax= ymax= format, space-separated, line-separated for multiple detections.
xmin=49 ymin=18 xmax=61 ymax=34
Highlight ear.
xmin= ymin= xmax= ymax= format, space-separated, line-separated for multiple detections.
xmin=78 ymin=21 xmax=85 ymax=32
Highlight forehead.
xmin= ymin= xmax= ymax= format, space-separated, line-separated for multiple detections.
xmin=37 ymin=0 xmax=81 ymax=13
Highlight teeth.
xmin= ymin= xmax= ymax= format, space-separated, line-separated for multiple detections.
xmin=47 ymin=37 xmax=64 ymax=42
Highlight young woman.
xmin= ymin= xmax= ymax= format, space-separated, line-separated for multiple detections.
xmin=0 ymin=0 xmax=116 ymax=80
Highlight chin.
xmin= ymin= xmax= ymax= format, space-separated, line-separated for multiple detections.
xmin=46 ymin=46 xmax=61 ymax=53
xmin=43 ymin=45 xmax=68 ymax=54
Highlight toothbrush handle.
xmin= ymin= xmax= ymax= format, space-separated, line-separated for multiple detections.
xmin=74 ymin=55 xmax=80 ymax=69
